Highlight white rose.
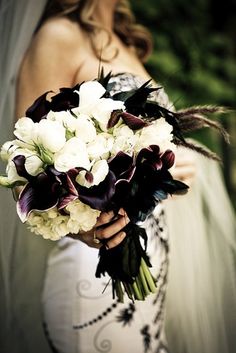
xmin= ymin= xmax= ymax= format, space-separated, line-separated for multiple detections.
xmin=76 ymin=159 xmax=109 ymax=188
xmin=54 ymin=137 xmax=90 ymax=172
xmin=0 ymin=141 xmax=18 ymax=161
xmin=37 ymin=119 xmax=66 ymax=152
xmin=74 ymin=81 xmax=106 ymax=115
xmin=87 ymin=133 xmax=114 ymax=160
xmin=74 ymin=114 xmax=97 ymax=143
xmin=24 ymin=155 xmax=44 ymax=176
xmin=91 ymin=98 xmax=125 ymax=131
xmin=134 ymin=118 xmax=175 ymax=153
xmin=47 ymin=110 xmax=77 ymax=133
xmin=14 ymin=117 xmax=38 ymax=144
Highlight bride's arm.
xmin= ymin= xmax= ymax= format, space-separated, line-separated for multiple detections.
xmin=15 ymin=17 xmax=129 ymax=249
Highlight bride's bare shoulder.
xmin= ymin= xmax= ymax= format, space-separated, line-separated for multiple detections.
xmin=16 ymin=17 xmax=87 ymax=116
xmin=31 ymin=16 xmax=86 ymax=55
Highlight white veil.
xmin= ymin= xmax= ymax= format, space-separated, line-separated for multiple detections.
xmin=0 ymin=1 xmax=53 ymax=352
xmin=165 ymin=152 xmax=236 ymax=353
xmin=0 ymin=1 xmax=235 ymax=352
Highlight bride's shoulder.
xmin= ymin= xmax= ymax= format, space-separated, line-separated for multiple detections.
xmin=31 ymin=16 xmax=86 ymax=54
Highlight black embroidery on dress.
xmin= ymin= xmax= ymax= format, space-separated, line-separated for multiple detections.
xmin=42 ymin=321 xmax=60 ymax=353
xmin=141 ymin=324 xmax=152 ymax=352
xmin=116 ymin=303 xmax=136 ymax=326
xmin=73 ymin=300 xmax=119 ymax=330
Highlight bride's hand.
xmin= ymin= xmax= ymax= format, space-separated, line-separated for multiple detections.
xmin=67 ymin=208 xmax=129 ymax=250
xmin=171 ymin=147 xmax=197 ymax=187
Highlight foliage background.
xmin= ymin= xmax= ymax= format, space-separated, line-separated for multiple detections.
xmin=131 ymin=0 xmax=236 ymax=207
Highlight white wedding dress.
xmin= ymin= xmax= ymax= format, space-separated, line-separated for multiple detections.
xmin=42 ymin=73 xmax=171 ymax=353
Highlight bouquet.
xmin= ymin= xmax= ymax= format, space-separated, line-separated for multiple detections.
xmin=0 ymin=70 xmax=228 ymax=302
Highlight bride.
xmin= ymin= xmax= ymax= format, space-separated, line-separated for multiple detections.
xmin=0 ymin=1 xmax=235 ymax=352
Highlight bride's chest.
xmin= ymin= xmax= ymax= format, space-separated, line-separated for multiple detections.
xmin=72 ymin=41 xmax=151 ymax=84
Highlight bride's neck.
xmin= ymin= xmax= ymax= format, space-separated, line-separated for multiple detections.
xmin=93 ymin=0 xmax=118 ymax=31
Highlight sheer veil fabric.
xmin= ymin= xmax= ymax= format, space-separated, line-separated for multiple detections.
xmin=0 ymin=1 xmax=236 ymax=352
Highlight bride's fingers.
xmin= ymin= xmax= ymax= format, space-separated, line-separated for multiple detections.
xmin=96 ymin=213 xmax=130 ymax=239
xmin=95 ymin=210 xmax=115 ymax=227
xmin=67 ymin=230 xmax=102 ymax=249
xmin=105 ymin=231 xmax=126 ymax=249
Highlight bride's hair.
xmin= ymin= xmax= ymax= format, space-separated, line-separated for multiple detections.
xmin=39 ymin=0 xmax=153 ymax=62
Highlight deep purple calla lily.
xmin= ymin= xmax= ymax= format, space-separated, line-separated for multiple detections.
xmin=16 ymin=171 xmax=63 ymax=223
xmin=108 ymin=151 xmax=135 ymax=184
xmin=136 ymin=145 xmax=163 ymax=171
xmin=50 ymin=87 xmax=80 ymax=111
xmin=161 ymin=150 xmax=175 ymax=170
xmin=77 ymin=171 xmax=116 ymax=211
xmin=26 ymin=91 xmax=52 ymax=123
xmin=13 ymin=156 xmax=78 ymax=222
xmin=25 ymin=85 xmax=80 ymax=123
xmin=120 ymin=112 xmax=149 ymax=130
xmin=107 ymin=111 xmax=149 ymax=130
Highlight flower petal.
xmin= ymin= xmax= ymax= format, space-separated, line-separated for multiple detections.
xmin=13 ymin=155 xmax=32 ymax=180
xmin=26 ymin=91 xmax=51 ymax=122
xmin=17 ymin=181 xmax=59 ymax=222
xmin=161 ymin=150 xmax=175 ymax=169
xmin=120 ymin=112 xmax=149 ymax=130
xmin=78 ymin=171 xmax=116 ymax=211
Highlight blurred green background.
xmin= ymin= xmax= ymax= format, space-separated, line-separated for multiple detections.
xmin=131 ymin=0 xmax=236 ymax=208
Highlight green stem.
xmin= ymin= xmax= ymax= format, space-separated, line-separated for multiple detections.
xmin=115 ymin=280 xmax=124 ymax=303
xmin=139 ymin=264 xmax=150 ymax=296
xmin=141 ymin=257 xmax=156 ymax=293
xmin=123 ymin=282 xmax=135 ymax=301
xmin=136 ymin=274 xmax=146 ymax=298
xmin=132 ymin=280 xmax=144 ymax=300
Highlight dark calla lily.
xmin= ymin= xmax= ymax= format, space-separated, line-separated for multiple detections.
xmin=107 ymin=110 xmax=123 ymax=129
xmin=108 ymin=151 xmax=135 ymax=183
xmin=13 ymin=155 xmax=33 ymax=180
xmin=16 ymin=171 xmax=62 ymax=223
xmin=13 ymin=156 xmax=80 ymax=222
xmin=78 ymin=171 xmax=116 ymax=211
xmin=26 ymin=84 xmax=81 ymax=123
xmin=136 ymin=145 xmax=163 ymax=171
xmin=120 ymin=112 xmax=149 ymax=130
xmin=50 ymin=87 xmax=80 ymax=111
xmin=25 ymin=91 xmax=52 ymax=122
xmin=161 ymin=150 xmax=175 ymax=169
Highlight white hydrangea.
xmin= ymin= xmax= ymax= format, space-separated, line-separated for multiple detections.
xmin=111 ymin=124 xmax=138 ymax=155
xmin=66 ymin=199 xmax=100 ymax=233
xmin=134 ymin=118 xmax=176 ymax=153
xmin=87 ymin=133 xmax=114 ymax=160
xmin=27 ymin=209 xmax=69 ymax=241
